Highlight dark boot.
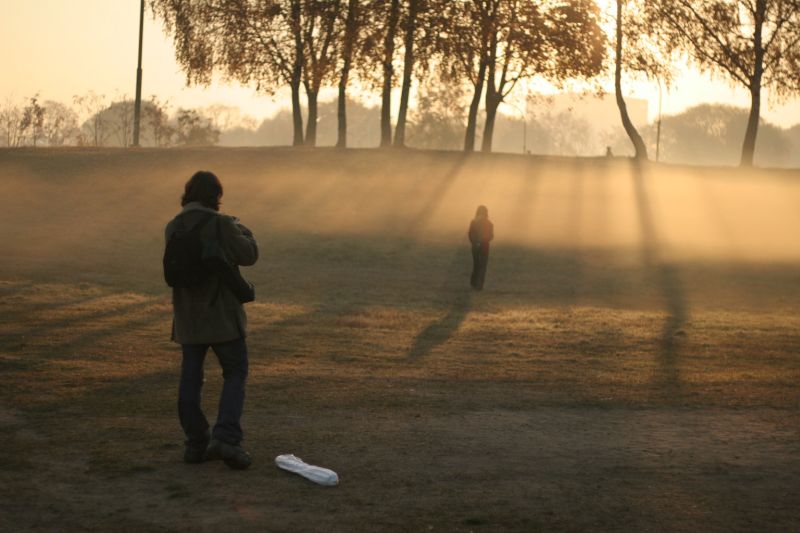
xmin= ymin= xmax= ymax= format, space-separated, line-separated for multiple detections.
xmin=204 ymin=438 xmax=252 ymax=470
xmin=184 ymin=439 xmax=210 ymax=464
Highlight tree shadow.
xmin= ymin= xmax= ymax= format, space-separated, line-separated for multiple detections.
xmin=406 ymin=248 xmax=473 ymax=361
xmin=566 ymin=158 xmax=586 ymax=248
xmin=0 ymin=281 xmax=35 ymax=296
xmin=406 ymin=154 xmax=468 ymax=237
xmin=62 ymin=305 xmax=171 ymax=353
xmin=630 ymin=160 xmax=689 ymax=394
xmin=507 ymin=159 xmax=542 ymax=245
xmin=407 ymin=290 xmax=472 ymax=361
xmin=0 ymin=297 xmax=162 ymax=353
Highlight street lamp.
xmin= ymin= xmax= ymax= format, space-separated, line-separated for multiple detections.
xmin=133 ymin=0 xmax=145 ymax=147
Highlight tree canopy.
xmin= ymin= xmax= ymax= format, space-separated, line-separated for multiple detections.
xmin=145 ymin=0 xmax=800 ymax=166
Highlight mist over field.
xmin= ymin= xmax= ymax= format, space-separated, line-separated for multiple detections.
xmin=3 ymin=147 xmax=798 ymax=289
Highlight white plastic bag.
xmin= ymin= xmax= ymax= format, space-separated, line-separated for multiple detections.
xmin=275 ymin=454 xmax=339 ymax=486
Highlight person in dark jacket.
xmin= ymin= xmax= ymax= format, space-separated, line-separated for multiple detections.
xmin=468 ymin=205 xmax=494 ymax=290
xmin=164 ymin=171 xmax=258 ymax=469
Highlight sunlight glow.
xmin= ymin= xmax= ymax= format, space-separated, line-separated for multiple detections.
xmin=0 ymin=0 xmax=799 ymax=128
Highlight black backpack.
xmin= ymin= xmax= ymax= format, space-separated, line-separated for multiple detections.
xmin=163 ymin=212 xmax=216 ymax=288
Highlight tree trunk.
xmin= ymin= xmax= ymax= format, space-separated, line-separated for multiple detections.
xmin=290 ymin=0 xmax=304 ymax=146
xmin=380 ymin=0 xmax=400 ymax=147
xmin=740 ymin=1 xmax=765 ymax=167
xmin=336 ymin=70 xmax=349 ymax=148
xmin=614 ymin=0 xmax=647 ymax=160
xmin=337 ymin=0 xmax=358 ymax=149
xmin=481 ymin=30 xmax=499 ymax=153
xmin=305 ymin=85 xmax=318 ymax=147
xmin=481 ymin=96 xmax=500 ymax=153
xmin=741 ymin=86 xmax=761 ymax=167
xmin=380 ymin=74 xmax=393 ymax=147
xmin=394 ymin=0 xmax=418 ymax=148
xmin=464 ymin=62 xmax=487 ymax=152
xmin=290 ymin=76 xmax=304 ymax=146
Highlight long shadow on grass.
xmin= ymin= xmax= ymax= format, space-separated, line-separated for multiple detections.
xmin=60 ymin=304 xmax=171 ymax=353
xmin=0 ymin=281 xmax=36 ymax=296
xmin=406 ymin=247 xmax=473 ymax=361
xmin=630 ymin=160 xmax=688 ymax=394
xmin=0 ymin=297 xmax=162 ymax=353
xmin=0 ymin=286 xmax=121 ymax=333
xmin=8 ymin=292 xmax=122 ymax=317
xmin=407 ymin=290 xmax=472 ymax=360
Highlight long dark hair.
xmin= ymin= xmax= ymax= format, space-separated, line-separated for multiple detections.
xmin=474 ymin=205 xmax=488 ymax=220
xmin=181 ymin=171 xmax=223 ymax=211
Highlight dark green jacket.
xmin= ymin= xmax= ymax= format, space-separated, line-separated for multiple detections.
xmin=165 ymin=202 xmax=259 ymax=344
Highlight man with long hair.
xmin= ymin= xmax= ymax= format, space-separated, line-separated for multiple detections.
xmin=164 ymin=170 xmax=258 ymax=469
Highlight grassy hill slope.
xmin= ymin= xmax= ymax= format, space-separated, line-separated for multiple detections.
xmin=0 ymin=147 xmax=798 ymax=531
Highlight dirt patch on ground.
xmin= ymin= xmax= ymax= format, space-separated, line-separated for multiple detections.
xmin=4 ymin=400 xmax=799 ymax=531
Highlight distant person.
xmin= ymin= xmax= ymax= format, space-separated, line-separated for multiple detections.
xmin=468 ymin=205 xmax=494 ymax=290
xmin=164 ymin=171 xmax=258 ymax=469
xmin=606 ymin=146 xmax=614 ymax=157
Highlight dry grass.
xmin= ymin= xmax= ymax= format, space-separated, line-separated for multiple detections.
xmin=0 ymin=147 xmax=798 ymax=531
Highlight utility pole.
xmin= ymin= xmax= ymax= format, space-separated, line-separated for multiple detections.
xmin=133 ymin=0 xmax=145 ymax=147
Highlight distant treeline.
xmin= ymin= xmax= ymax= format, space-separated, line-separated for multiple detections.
xmin=3 ymin=92 xmax=797 ymax=168
xmin=0 ymin=93 xmax=220 ymax=149
xmin=225 ymin=99 xmax=800 ymax=168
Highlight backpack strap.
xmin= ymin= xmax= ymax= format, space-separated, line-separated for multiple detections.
xmin=209 ymin=215 xmax=224 ymax=306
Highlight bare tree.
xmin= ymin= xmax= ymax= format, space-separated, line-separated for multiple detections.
xmin=361 ymin=0 xmax=402 ymax=146
xmin=20 ymin=96 xmax=45 ymax=147
xmin=106 ymin=97 xmax=136 ymax=147
xmin=651 ymin=0 xmax=800 ymax=166
xmin=614 ymin=0 xmax=647 ymax=159
xmin=143 ymin=96 xmax=174 ymax=147
xmin=336 ymin=0 xmax=361 ymax=148
xmin=152 ymin=0 xmax=307 ymax=145
xmin=606 ymin=0 xmax=674 ymax=160
xmin=441 ymin=0 xmax=497 ymax=152
xmin=174 ymin=108 xmax=221 ymax=145
xmin=480 ymin=0 xmax=606 ymax=152
xmin=73 ymin=91 xmax=108 ymax=146
xmin=407 ymin=70 xmax=467 ymax=150
xmin=41 ymin=101 xmax=80 ymax=146
xmin=0 ymin=97 xmax=24 ymax=147
xmin=204 ymin=103 xmax=255 ymax=132
xmin=301 ymin=0 xmax=343 ymax=146
xmin=393 ymin=0 xmax=443 ymax=147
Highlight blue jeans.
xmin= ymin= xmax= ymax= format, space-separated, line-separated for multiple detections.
xmin=178 ymin=337 xmax=248 ymax=447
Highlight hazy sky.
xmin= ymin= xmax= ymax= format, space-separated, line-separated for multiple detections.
xmin=4 ymin=0 xmax=800 ymax=127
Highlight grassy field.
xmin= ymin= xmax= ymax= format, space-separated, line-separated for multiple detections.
xmin=0 ymin=146 xmax=798 ymax=531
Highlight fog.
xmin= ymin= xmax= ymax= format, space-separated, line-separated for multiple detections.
xmin=2 ymin=149 xmax=798 ymax=283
